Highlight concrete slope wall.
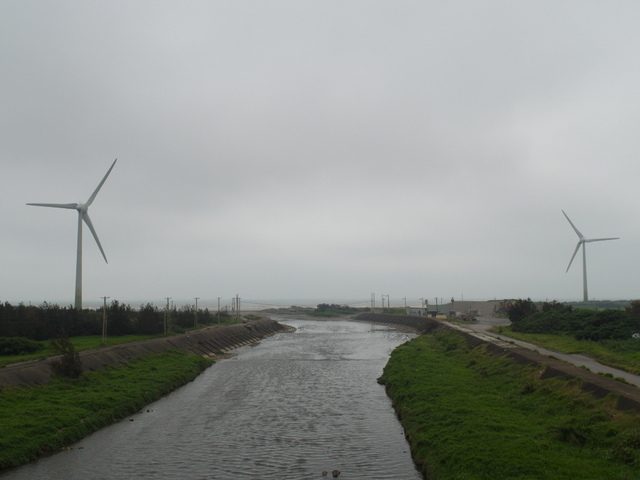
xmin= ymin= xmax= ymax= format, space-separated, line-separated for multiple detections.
xmin=355 ymin=313 xmax=640 ymax=413
xmin=0 ymin=319 xmax=293 ymax=387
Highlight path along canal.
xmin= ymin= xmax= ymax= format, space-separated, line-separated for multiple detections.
xmin=1 ymin=318 xmax=422 ymax=480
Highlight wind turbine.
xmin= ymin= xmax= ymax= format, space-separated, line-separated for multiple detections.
xmin=562 ymin=210 xmax=618 ymax=302
xmin=27 ymin=159 xmax=117 ymax=309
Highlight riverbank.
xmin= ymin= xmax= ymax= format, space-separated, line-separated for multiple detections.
xmin=379 ymin=330 xmax=640 ymax=480
xmin=0 ymin=350 xmax=212 ymax=472
xmin=0 ymin=318 xmax=291 ymax=387
xmin=0 ymin=318 xmax=294 ymax=473
xmin=356 ymin=313 xmax=640 ymax=412
xmin=1 ymin=318 xmax=422 ymax=480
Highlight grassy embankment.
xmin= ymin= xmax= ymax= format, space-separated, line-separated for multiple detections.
xmin=0 ymin=350 xmax=212 ymax=471
xmin=0 ymin=317 xmax=245 ymax=368
xmin=0 ymin=334 xmax=162 ymax=368
xmin=379 ymin=331 xmax=640 ymax=480
xmin=491 ymin=326 xmax=640 ymax=375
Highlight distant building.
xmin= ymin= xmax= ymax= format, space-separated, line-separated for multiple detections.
xmin=406 ymin=305 xmax=451 ymax=317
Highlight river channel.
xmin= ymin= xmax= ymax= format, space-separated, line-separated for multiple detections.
xmin=2 ymin=318 xmax=422 ymax=480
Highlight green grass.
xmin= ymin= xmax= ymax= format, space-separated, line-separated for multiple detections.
xmin=0 ymin=319 xmax=245 ymax=368
xmin=0 ymin=334 xmax=163 ymax=368
xmin=379 ymin=331 xmax=640 ymax=480
xmin=491 ymin=326 xmax=640 ymax=375
xmin=0 ymin=350 xmax=213 ymax=471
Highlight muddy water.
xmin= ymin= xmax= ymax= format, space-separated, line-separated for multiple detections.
xmin=2 ymin=318 xmax=422 ymax=480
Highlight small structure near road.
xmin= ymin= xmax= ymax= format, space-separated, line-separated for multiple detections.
xmin=406 ymin=306 xmax=428 ymax=316
xmin=406 ymin=301 xmax=503 ymax=319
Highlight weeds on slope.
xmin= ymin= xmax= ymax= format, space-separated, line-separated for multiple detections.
xmin=0 ymin=350 xmax=212 ymax=471
xmin=379 ymin=331 xmax=640 ymax=480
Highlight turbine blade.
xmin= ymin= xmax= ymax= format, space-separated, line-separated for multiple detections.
xmin=585 ymin=237 xmax=620 ymax=243
xmin=26 ymin=202 xmax=78 ymax=209
xmin=566 ymin=242 xmax=582 ymax=272
xmin=86 ymin=158 xmax=117 ymax=206
xmin=82 ymin=212 xmax=108 ymax=263
xmin=562 ymin=210 xmax=584 ymax=239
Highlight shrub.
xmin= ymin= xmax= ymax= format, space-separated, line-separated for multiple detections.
xmin=542 ymin=300 xmax=573 ymax=314
xmin=49 ymin=332 xmax=83 ymax=378
xmin=0 ymin=337 xmax=42 ymax=355
xmin=609 ymin=429 xmax=640 ymax=465
xmin=511 ymin=304 xmax=640 ymax=341
xmin=507 ymin=298 xmax=538 ymax=323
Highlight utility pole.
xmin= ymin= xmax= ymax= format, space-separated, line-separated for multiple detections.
xmin=371 ymin=292 xmax=375 ymax=313
xmin=194 ymin=297 xmax=199 ymax=328
xmin=101 ymin=296 xmax=109 ymax=345
xmin=381 ymin=294 xmax=389 ymax=310
xmin=165 ymin=297 xmax=171 ymax=334
xmin=217 ymin=297 xmax=221 ymax=324
xmin=403 ymin=297 xmax=407 ymax=309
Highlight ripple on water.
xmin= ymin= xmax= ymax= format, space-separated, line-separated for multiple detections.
xmin=1 ymin=320 xmax=421 ymax=480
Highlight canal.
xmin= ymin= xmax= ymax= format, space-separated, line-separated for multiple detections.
xmin=2 ymin=318 xmax=422 ymax=479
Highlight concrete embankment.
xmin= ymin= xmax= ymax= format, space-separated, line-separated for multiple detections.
xmin=355 ymin=313 xmax=640 ymax=413
xmin=0 ymin=319 xmax=294 ymax=387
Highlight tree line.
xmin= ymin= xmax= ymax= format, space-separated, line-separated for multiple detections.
xmin=0 ymin=301 xmax=225 ymax=341
xmin=507 ymin=299 xmax=640 ymax=341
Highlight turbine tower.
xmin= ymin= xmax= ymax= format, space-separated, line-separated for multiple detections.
xmin=562 ymin=210 xmax=618 ymax=302
xmin=27 ymin=159 xmax=117 ymax=309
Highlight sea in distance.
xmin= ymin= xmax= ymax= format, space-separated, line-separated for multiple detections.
xmin=15 ymin=297 xmax=447 ymax=310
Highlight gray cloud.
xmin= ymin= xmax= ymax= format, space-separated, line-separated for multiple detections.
xmin=2 ymin=1 xmax=639 ymax=307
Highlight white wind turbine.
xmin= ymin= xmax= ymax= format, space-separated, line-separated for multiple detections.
xmin=562 ymin=210 xmax=619 ymax=302
xmin=27 ymin=159 xmax=117 ymax=309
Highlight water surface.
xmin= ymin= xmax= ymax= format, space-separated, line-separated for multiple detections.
xmin=2 ymin=318 xmax=421 ymax=480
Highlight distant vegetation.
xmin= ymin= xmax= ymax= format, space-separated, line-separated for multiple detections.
xmin=0 ymin=300 xmax=228 ymax=342
xmin=565 ymin=299 xmax=632 ymax=310
xmin=507 ymin=299 xmax=640 ymax=341
xmin=501 ymin=298 xmax=640 ymax=375
xmin=0 ymin=300 xmax=240 ymax=368
xmin=308 ymin=303 xmax=366 ymax=317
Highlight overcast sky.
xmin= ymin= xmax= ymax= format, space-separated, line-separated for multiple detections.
xmin=2 ymin=1 xmax=640 ymax=309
